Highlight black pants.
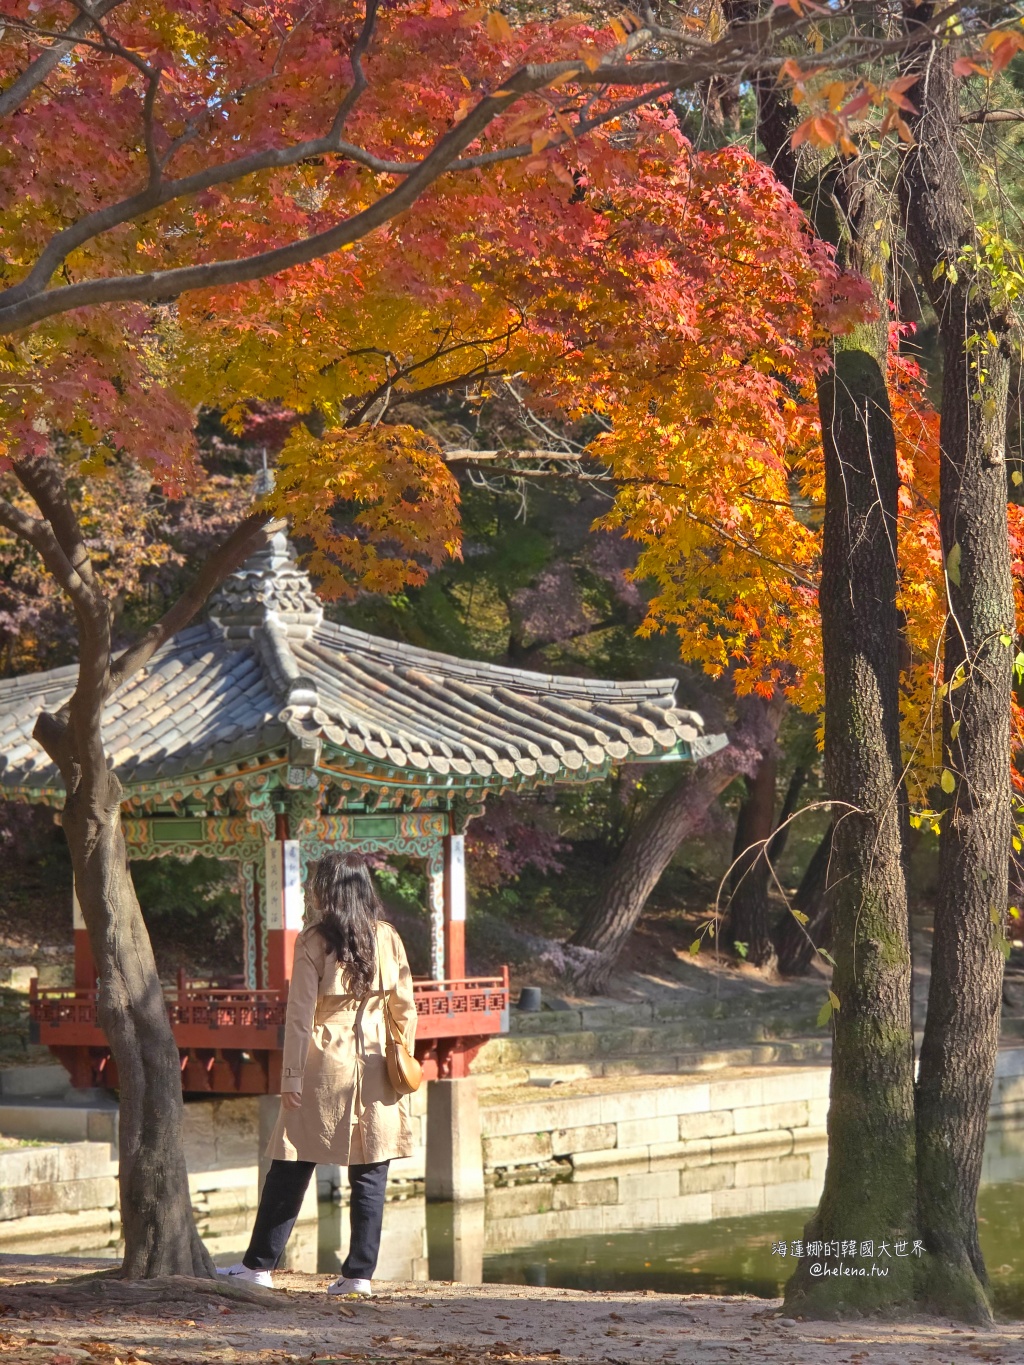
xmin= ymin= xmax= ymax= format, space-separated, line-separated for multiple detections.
xmin=243 ymin=1158 xmax=390 ymax=1276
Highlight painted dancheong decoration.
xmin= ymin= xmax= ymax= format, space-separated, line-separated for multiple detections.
xmin=0 ymin=532 xmax=725 ymax=1094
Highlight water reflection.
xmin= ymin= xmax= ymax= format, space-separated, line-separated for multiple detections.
xmin=322 ymin=1117 xmax=1024 ymax=1303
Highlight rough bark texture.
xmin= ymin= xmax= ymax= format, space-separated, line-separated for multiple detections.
xmin=60 ymin=774 xmax=215 ymax=1278
xmin=2 ymin=456 xmax=276 ymax=1279
xmin=774 ymin=825 xmax=834 ymax=977
xmin=725 ymin=749 xmax=780 ymax=970
xmin=784 ymin=343 xmax=917 ymax=1315
xmin=566 ymin=694 xmax=783 ymax=991
xmin=900 ymin=24 xmax=1014 ymax=1323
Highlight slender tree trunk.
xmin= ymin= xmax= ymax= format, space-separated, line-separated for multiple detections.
xmin=785 ymin=208 xmax=917 ymax=1310
xmin=774 ymin=824 xmax=835 ymax=977
xmin=767 ymin=764 xmax=809 ymax=865
xmin=725 ymin=748 xmax=779 ymax=970
xmin=900 ymin=26 xmax=1014 ymax=1322
xmin=9 ymin=455 xmax=275 ymax=1279
xmin=566 ymin=694 xmax=783 ymax=991
xmin=60 ymin=769 xmax=214 ymax=1277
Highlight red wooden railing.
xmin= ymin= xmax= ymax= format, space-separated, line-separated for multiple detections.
xmin=28 ymin=968 xmax=509 ymax=1093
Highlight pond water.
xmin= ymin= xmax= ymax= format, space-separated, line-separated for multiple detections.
xmin=318 ymin=1119 xmax=1024 ymax=1312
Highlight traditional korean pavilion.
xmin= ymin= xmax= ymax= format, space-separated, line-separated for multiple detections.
xmin=0 ymin=532 xmax=724 ymax=1095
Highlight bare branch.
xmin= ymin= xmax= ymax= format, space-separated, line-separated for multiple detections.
xmin=0 ymin=0 xmax=127 ymax=119
xmin=108 ymin=510 xmax=283 ymax=692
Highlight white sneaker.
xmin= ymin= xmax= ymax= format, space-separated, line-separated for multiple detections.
xmin=327 ymin=1276 xmax=372 ymax=1297
xmin=219 ymin=1262 xmax=273 ymax=1288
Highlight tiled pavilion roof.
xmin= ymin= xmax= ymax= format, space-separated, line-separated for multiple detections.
xmin=0 ymin=533 xmax=725 ymax=806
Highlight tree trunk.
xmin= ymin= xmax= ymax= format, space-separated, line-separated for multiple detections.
xmin=725 ymin=749 xmax=779 ymax=970
xmin=784 ymin=337 xmax=917 ymax=1314
xmin=900 ymin=26 xmax=1015 ymax=1322
xmin=774 ymin=824 xmax=834 ymax=977
xmin=767 ymin=764 xmax=809 ymax=865
xmin=566 ymin=694 xmax=783 ymax=991
xmin=7 ymin=456 xmax=276 ymax=1279
xmin=61 ymin=769 xmax=214 ymax=1278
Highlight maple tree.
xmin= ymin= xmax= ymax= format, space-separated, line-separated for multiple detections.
xmin=2 ymin=0 xmax=1022 ymax=1298
xmin=0 ymin=0 xmax=877 ymax=1280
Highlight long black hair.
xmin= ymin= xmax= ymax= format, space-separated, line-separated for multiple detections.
xmin=306 ymin=853 xmax=381 ymax=995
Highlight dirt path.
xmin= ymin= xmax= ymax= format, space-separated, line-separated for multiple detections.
xmin=0 ymin=1257 xmax=1022 ymax=1365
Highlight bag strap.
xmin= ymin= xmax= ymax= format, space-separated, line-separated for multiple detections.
xmin=377 ymin=935 xmax=397 ymax=1046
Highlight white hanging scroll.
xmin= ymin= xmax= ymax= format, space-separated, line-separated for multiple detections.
xmin=264 ymin=840 xmax=304 ymax=931
xmin=447 ymin=834 xmax=466 ymax=922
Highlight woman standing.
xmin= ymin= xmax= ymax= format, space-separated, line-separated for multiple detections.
xmin=223 ymin=852 xmax=417 ymax=1295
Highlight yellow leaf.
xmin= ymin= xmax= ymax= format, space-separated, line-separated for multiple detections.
xmin=581 ymin=51 xmax=601 ymax=72
xmin=689 ymin=939 xmax=701 ymax=955
xmin=111 ymin=71 xmax=131 ymax=96
xmin=828 ymin=989 xmax=840 ymax=1010
xmin=946 ymin=541 xmax=961 ymax=586
xmin=609 ymin=17 xmax=628 ymax=43
xmin=950 ymin=719 xmax=960 ymax=740
xmin=1013 ymin=470 xmax=1023 ymax=486
xmin=531 ymin=130 xmax=551 ymax=153
xmin=941 ymin=768 xmax=956 ymax=794
xmin=816 ymin=998 xmax=834 ymax=1027
xmin=486 ymin=10 xmax=514 ymax=42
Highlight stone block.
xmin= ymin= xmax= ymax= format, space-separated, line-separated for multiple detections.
xmin=0 ymin=1186 xmax=31 ymax=1221
xmin=0 ymin=966 xmax=37 ymax=991
xmin=551 ymin=1176 xmax=618 ymax=1210
xmin=617 ymin=1168 xmax=680 ymax=1205
xmin=733 ymin=1153 xmax=809 ymax=1190
xmin=732 ymin=1100 xmax=809 ymax=1136
xmin=651 ymin=1137 xmax=712 ymax=1167
xmin=30 ymin=1176 xmax=119 ymax=1217
xmin=680 ymin=1162 xmax=735 ymax=1196
xmin=678 ymin=1109 xmax=734 ymax=1142
xmin=86 ymin=1109 xmax=117 ymax=1144
xmin=617 ymin=1115 xmax=679 ymax=1150
xmin=711 ymin=1183 xmax=766 ymax=1219
xmin=482 ymin=1130 xmax=553 ymax=1168
xmin=711 ymin=1129 xmax=794 ymax=1160
xmin=550 ymin=1123 xmax=616 ymax=1157
xmin=763 ymin=1178 xmax=822 ymax=1213
xmin=651 ymin=1084 xmax=712 ymax=1118
xmin=571 ymin=1144 xmax=647 ymax=1171
xmin=510 ymin=1010 xmax=584 ymax=1035
xmin=0 ymin=1065 xmax=70 ymax=1098
xmin=0 ymin=1206 xmax=120 ymax=1247
xmin=806 ymin=1097 xmax=830 ymax=1130
xmin=708 ymin=1076 xmax=764 ymax=1111
xmin=0 ymin=1104 xmax=89 ymax=1143
xmin=486 ymin=1183 xmax=556 ymax=1219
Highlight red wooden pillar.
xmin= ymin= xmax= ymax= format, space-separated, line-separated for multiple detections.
xmin=264 ymin=816 xmax=303 ymax=995
xmin=72 ymin=888 xmax=97 ymax=989
xmin=441 ymin=827 xmax=468 ymax=1079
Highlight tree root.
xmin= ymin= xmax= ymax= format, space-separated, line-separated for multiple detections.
xmin=0 ymin=1273 xmax=289 ymax=1313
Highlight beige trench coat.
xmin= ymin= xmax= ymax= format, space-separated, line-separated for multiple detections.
xmin=266 ymin=921 xmax=417 ymax=1166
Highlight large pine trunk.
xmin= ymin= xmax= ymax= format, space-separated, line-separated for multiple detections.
xmin=784 ymin=344 xmax=917 ymax=1314
xmin=725 ymin=750 xmax=779 ymax=970
xmin=566 ymin=695 xmax=781 ymax=991
xmin=900 ymin=25 xmax=1014 ymax=1323
xmin=61 ymin=766 xmax=215 ymax=1278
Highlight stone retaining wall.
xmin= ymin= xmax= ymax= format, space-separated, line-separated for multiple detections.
xmin=1 ymin=1049 xmax=1022 ymax=1254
